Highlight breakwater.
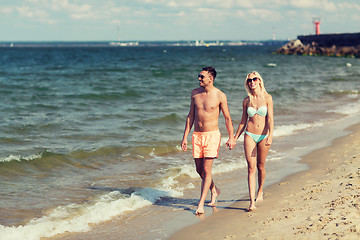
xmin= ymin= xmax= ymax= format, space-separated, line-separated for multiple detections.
xmin=276 ymin=32 xmax=360 ymax=58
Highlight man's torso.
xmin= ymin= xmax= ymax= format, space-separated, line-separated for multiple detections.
xmin=192 ymin=87 xmax=221 ymax=132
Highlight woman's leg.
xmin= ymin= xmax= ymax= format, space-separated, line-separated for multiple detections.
xmin=256 ymin=138 xmax=271 ymax=202
xmin=244 ymin=134 xmax=257 ymax=210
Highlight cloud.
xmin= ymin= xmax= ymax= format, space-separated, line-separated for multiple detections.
xmin=248 ymin=8 xmax=282 ymax=21
xmin=15 ymin=5 xmax=58 ymax=24
xmin=0 ymin=6 xmax=13 ymax=14
xmin=70 ymin=12 xmax=96 ymax=20
xmin=157 ymin=11 xmax=185 ymax=17
xmin=16 ymin=0 xmax=100 ymax=22
xmin=338 ymin=2 xmax=360 ymax=11
xmin=167 ymin=1 xmax=178 ymax=7
xmin=235 ymin=10 xmax=245 ymax=18
xmin=49 ymin=0 xmax=92 ymax=13
xmin=16 ymin=6 xmax=47 ymax=18
xmin=289 ymin=0 xmax=336 ymax=11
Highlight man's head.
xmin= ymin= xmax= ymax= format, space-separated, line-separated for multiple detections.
xmin=198 ymin=67 xmax=216 ymax=87
xmin=202 ymin=67 xmax=216 ymax=79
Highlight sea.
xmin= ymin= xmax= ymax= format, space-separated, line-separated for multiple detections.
xmin=0 ymin=42 xmax=359 ymax=240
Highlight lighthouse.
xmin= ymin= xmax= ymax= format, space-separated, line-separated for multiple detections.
xmin=313 ymin=17 xmax=321 ymax=35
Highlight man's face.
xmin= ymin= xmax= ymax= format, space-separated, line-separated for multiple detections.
xmin=198 ymin=71 xmax=212 ymax=87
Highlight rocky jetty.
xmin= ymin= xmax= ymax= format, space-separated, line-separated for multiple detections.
xmin=276 ymin=33 xmax=360 ymax=58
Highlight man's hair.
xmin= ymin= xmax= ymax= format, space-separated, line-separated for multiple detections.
xmin=202 ymin=67 xmax=216 ymax=79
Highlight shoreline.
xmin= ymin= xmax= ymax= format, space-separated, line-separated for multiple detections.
xmin=169 ymin=122 xmax=360 ymax=240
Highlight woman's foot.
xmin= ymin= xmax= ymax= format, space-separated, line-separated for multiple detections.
xmin=256 ymin=191 xmax=264 ymax=202
xmin=247 ymin=202 xmax=256 ymax=212
xmin=246 ymin=206 xmax=256 ymax=212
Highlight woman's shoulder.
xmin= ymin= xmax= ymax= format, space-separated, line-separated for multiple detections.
xmin=243 ymin=96 xmax=250 ymax=105
xmin=264 ymin=92 xmax=272 ymax=99
xmin=265 ymin=93 xmax=273 ymax=103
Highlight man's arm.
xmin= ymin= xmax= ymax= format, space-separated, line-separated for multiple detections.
xmin=181 ymin=91 xmax=195 ymax=151
xmin=219 ymin=92 xmax=236 ymax=150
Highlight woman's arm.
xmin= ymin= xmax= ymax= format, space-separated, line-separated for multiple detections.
xmin=266 ymin=94 xmax=274 ymax=146
xmin=234 ymin=98 xmax=249 ymax=141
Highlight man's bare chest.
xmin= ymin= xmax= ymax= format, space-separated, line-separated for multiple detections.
xmin=194 ymin=96 xmax=219 ymax=112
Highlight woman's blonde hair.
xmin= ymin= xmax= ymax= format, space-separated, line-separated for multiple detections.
xmin=244 ymin=71 xmax=267 ymax=105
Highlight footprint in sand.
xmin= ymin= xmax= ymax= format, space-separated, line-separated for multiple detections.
xmin=279 ymin=182 xmax=288 ymax=186
xmin=224 ymin=235 xmax=237 ymax=239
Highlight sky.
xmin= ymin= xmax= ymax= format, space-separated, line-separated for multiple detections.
xmin=0 ymin=0 xmax=359 ymax=42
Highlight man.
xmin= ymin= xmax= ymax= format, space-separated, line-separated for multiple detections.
xmin=181 ymin=66 xmax=236 ymax=215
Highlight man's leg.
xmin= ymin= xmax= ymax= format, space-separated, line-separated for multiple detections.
xmin=195 ymin=157 xmax=214 ymax=214
xmin=208 ymin=182 xmax=220 ymax=206
xmin=195 ymin=158 xmax=218 ymax=207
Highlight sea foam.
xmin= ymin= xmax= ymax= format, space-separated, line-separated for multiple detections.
xmin=327 ymin=100 xmax=360 ymax=115
xmin=0 ymin=188 xmax=175 ymax=240
xmin=273 ymin=122 xmax=324 ymax=137
xmin=0 ymin=153 xmax=43 ymax=163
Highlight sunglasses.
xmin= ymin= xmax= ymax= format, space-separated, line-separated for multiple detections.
xmin=247 ymin=77 xmax=259 ymax=83
xmin=198 ymin=74 xmax=205 ymax=79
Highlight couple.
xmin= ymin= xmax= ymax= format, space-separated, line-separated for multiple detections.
xmin=181 ymin=67 xmax=274 ymax=214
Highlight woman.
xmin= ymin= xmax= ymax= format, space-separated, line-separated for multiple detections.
xmin=234 ymin=71 xmax=273 ymax=211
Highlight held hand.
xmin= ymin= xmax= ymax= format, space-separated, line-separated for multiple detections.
xmin=226 ymin=138 xmax=236 ymax=150
xmin=181 ymin=139 xmax=188 ymax=151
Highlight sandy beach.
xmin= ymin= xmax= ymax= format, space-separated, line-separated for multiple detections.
xmin=169 ymin=123 xmax=360 ymax=240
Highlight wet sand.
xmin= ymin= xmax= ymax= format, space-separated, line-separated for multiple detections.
xmin=169 ymin=123 xmax=360 ymax=240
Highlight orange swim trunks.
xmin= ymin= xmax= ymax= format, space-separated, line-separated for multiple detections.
xmin=192 ymin=130 xmax=221 ymax=159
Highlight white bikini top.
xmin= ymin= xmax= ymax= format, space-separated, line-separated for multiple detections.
xmin=247 ymin=106 xmax=267 ymax=117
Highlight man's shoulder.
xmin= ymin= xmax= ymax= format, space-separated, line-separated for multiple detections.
xmin=214 ymin=87 xmax=225 ymax=96
xmin=191 ymin=87 xmax=202 ymax=95
xmin=214 ymin=88 xmax=228 ymax=103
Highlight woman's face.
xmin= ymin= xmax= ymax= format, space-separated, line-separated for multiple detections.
xmin=247 ymin=73 xmax=260 ymax=90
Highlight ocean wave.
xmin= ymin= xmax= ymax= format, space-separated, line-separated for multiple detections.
xmin=140 ymin=113 xmax=182 ymax=126
xmin=0 ymin=153 xmax=43 ymax=163
xmin=0 ymin=188 xmax=174 ymax=240
xmin=327 ymin=76 xmax=347 ymax=82
xmin=274 ymin=122 xmax=324 ymax=137
xmin=0 ymin=149 xmax=258 ymax=240
xmin=213 ymin=161 xmax=246 ymax=174
xmin=63 ymin=90 xmax=139 ymax=102
xmin=324 ymin=89 xmax=360 ymax=96
xmin=327 ymin=100 xmax=360 ymax=115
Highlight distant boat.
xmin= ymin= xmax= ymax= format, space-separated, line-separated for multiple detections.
xmin=109 ymin=41 xmax=139 ymax=47
xmin=10 ymin=43 xmax=14 ymax=47
xmin=266 ymin=63 xmax=277 ymax=67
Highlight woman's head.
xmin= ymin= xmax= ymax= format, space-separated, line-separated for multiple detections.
xmin=244 ymin=71 xmax=266 ymax=93
xmin=244 ymin=71 xmax=267 ymax=101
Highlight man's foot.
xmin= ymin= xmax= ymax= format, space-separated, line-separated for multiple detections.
xmin=208 ymin=186 xmax=220 ymax=206
xmin=256 ymin=191 xmax=264 ymax=202
xmin=195 ymin=207 xmax=205 ymax=215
